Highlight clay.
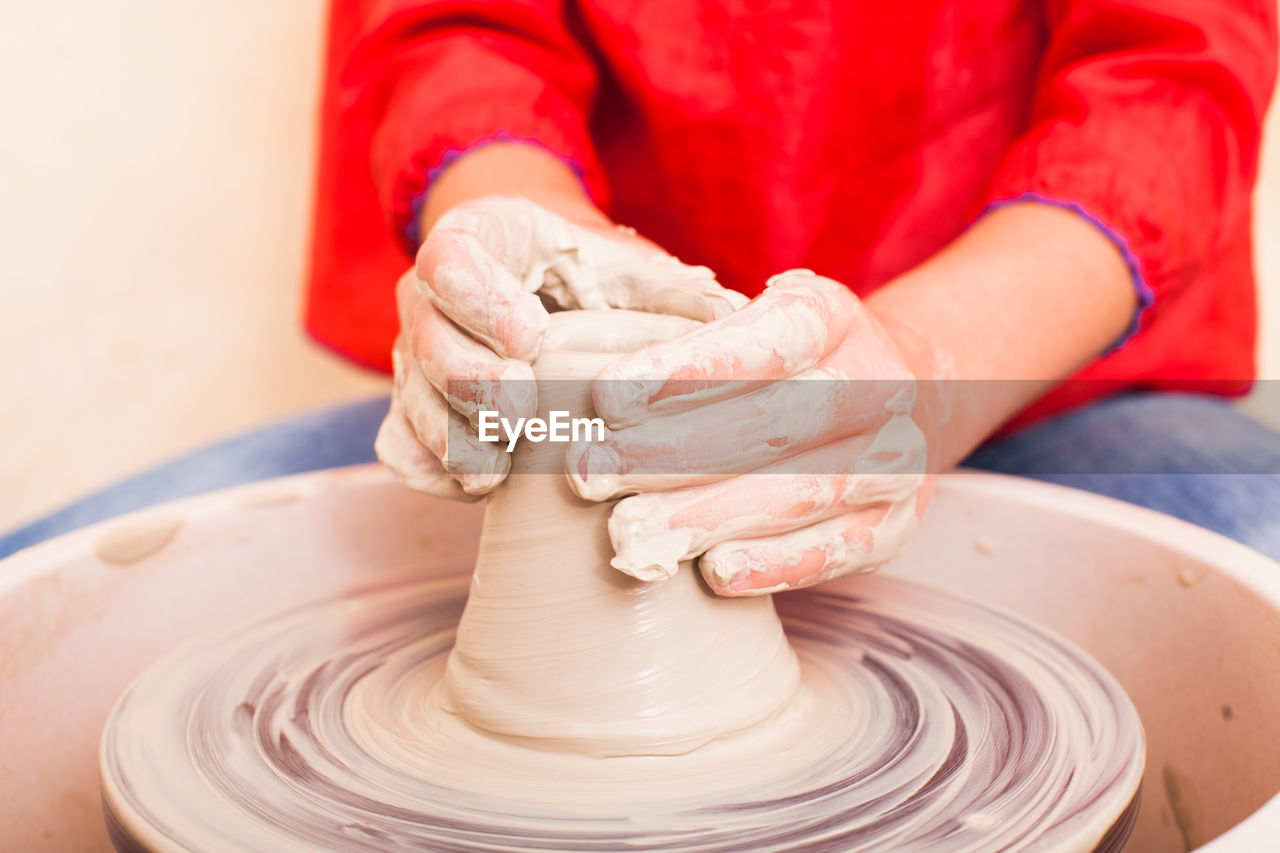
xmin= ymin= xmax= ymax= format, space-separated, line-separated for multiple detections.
xmin=99 ymin=310 xmax=1145 ymax=851
xmin=100 ymin=572 xmax=1144 ymax=851
xmin=438 ymin=310 xmax=803 ymax=755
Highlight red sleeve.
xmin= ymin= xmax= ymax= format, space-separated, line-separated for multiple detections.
xmin=985 ymin=0 xmax=1277 ymax=342
xmin=305 ymin=0 xmax=607 ymax=372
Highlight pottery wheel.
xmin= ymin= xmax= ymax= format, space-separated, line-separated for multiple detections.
xmin=100 ymin=311 xmax=1144 ymax=851
xmin=101 ymin=571 xmax=1143 ymax=852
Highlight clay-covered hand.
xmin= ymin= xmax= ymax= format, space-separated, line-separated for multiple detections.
xmin=567 ymin=270 xmax=931 ymax=596
xmin=375 ymin=195 xmax=746 ymax=499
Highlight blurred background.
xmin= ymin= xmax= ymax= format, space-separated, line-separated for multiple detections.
xmin=2 ymin=1 xmax=1278 ymax=534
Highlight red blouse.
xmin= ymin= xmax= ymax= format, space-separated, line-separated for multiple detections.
xmin=305 ymin=0 xmax=1277 ymax=425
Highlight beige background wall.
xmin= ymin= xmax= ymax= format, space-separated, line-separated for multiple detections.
xmin=0 ymin=1 xmax=385 ymax=533
xmin=2 ymin=1 xmax=1279 ymax=534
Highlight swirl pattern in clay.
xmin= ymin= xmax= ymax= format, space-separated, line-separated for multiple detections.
xmin=101 ymin=571 xmax=1143 ymax=852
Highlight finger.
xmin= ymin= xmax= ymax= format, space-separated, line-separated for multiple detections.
xmin=374 ymin=402 xmax=482 ymax=503
xmin=393 ymin=346 xmax=509 ymax=495
xmin=605 ymin=433 xmax=924 ymax=580
xmin=593 ymin=270 xmax=859 ymax=427
xmin=699 ymin=499 xmax=921 ymax=596
xmin=623 ymin=263 xmax=747 ymax=322
xmin=571 ymin=373 xmax=919 ymax=501
xmin=402 ymin=280 xmax=537 ymax=429
xmin=527 ymin=213 xmax=746 ymax=321
xmin=575 ymin=239 xmax=747 ymax=320
xmin=416 ymin=202 xmax=549 ymax=360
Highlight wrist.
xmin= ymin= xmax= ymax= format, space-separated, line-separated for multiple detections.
xmin=420 ymin=143 xmax=610 ymax=237
xmin=870 ymin=307 xmax=954 ymax=387
xmin=861 ymin=202 xmax=1135 ymax=470
xmin=868 ymin=307 xmax=958 ymax=474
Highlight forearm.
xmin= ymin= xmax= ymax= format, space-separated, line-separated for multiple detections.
xmin=866 ymin=202 xmax=1136 ymax=471
xmin=419 ymin=144 xmax=609 ymax=236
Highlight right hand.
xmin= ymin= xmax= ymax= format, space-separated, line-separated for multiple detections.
xmin=375 ymin=195 xmax=747 ymax=500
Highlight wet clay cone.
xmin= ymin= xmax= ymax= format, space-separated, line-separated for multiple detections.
xmin=439 ymin=310 xmax=802 ymax=757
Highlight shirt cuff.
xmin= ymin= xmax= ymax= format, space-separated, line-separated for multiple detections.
xmin=400 ymin=134 xmax=601 ymax=251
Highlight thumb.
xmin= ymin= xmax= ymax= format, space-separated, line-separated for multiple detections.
xmin=555 ymin=221 xmax=747 ymax=321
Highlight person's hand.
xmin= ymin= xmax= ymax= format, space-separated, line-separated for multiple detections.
xmin=566 ymin=269 xmax=933 ymax=596
xmin=375 ymin=195 xmax=747 ymax=498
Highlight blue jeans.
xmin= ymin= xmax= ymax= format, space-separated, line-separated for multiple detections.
xmin=4 ymin=393 xmax=1280 ymax=562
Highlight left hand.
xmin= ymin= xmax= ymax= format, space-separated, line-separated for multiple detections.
xmin=566 ymin=270 xmax=932 ymax=596
xmin=373 ymin=196 xmax=746 ymax=499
